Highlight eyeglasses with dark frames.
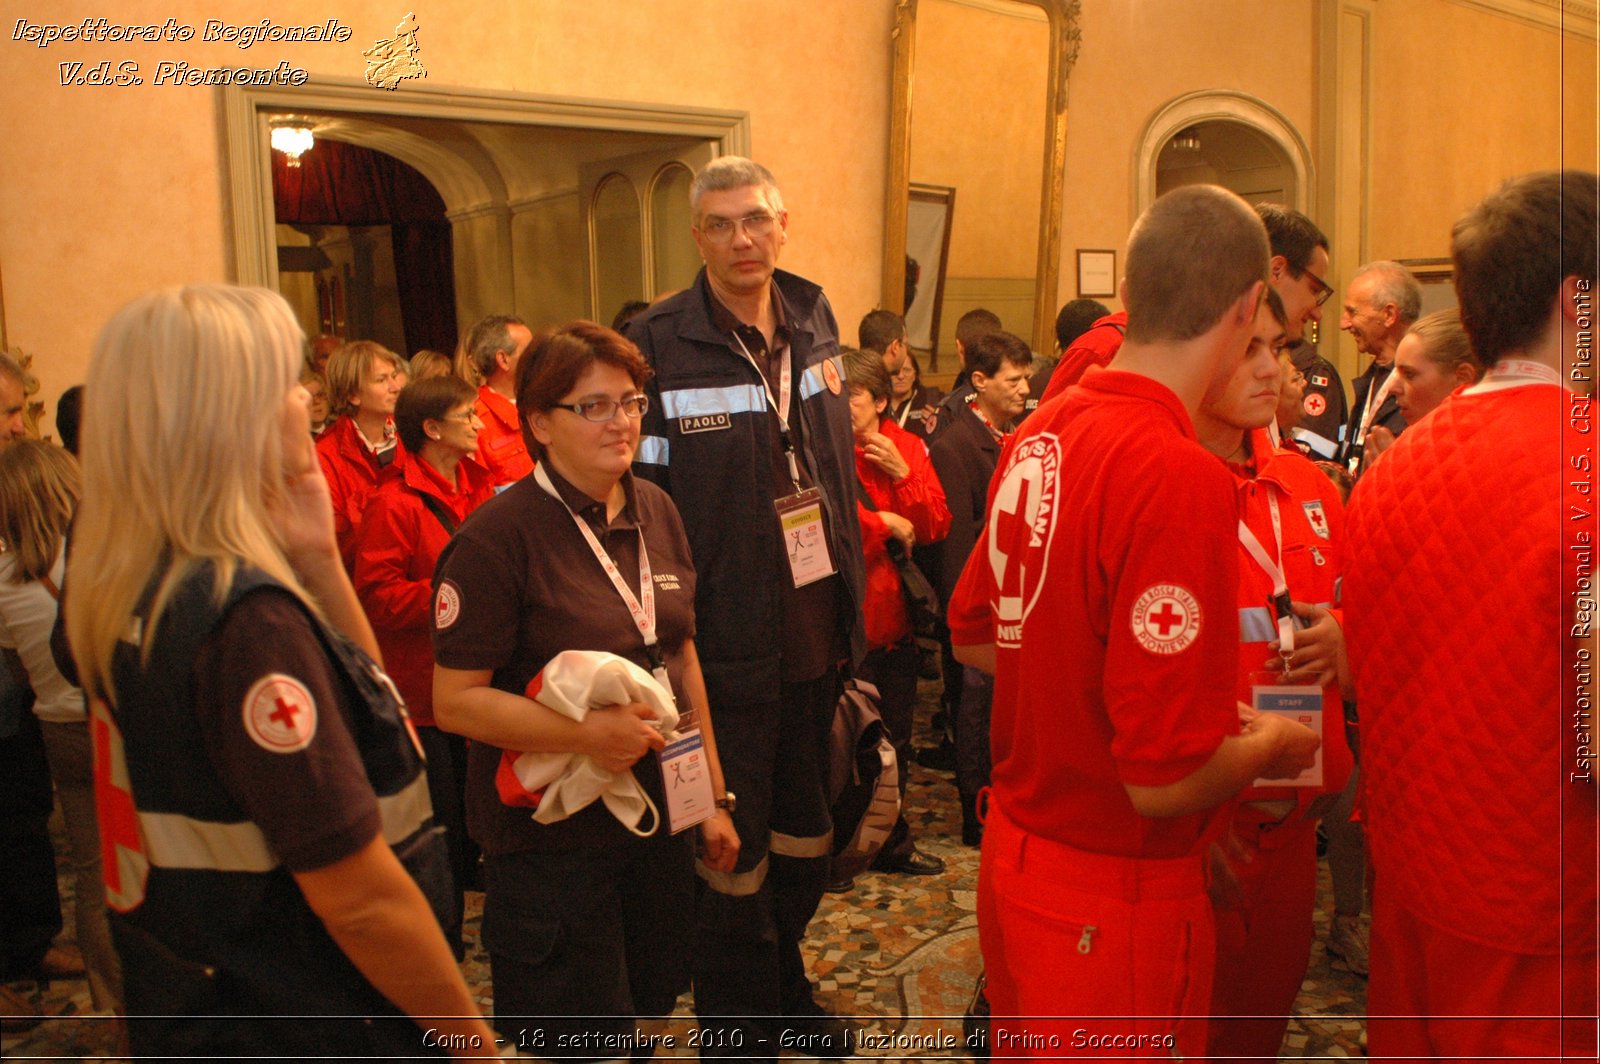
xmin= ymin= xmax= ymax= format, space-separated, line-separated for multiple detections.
xmin=551 ymin=394 xmax=650 ymax=422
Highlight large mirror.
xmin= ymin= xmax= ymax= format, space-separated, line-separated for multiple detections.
xmin=884 ymin=0 xmax=1079 ymax=363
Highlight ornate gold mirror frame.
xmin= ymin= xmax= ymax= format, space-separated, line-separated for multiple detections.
xmin=882 ymin=0 xmax=1081 ymax=355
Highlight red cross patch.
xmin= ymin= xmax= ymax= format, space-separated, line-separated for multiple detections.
xmin=986 ymin=435 xmax=1061 ymax=647
xmin=1302 ymin=500 xmax=1331 ymax=540
xmin=242 ymin=674 xmax=318 ymax=754
xmin=821 ymin=357 xmax=843 ymax=396
xmin=1303 ymin=393 xmax=1327 ymax=417
xmin=1131 ymin=584 xmax=1202 ymax=655
xmin=435 ymin=580 xmax=461 ymax=630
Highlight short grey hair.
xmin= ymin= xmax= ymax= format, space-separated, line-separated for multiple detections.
xmin=690 ymin=156 xmax=784 ymax=222
xmin=465 ymin=314 xmax=528 ymax=379
xmin=1353 ymin=260 xmax=1422 ymax=326
xmin=0 ymin=352 xmax=24 ymax=387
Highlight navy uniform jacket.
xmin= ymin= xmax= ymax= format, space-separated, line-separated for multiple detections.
xmin=627 ymin=267 xmax=866 ymax=706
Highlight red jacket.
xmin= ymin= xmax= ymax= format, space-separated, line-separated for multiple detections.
xmin=316 ymin=415 xmax=401 ymax=572
xmin=1228 ymin=429 xmax=1353 ymax=808
xmin=352 ymin=448 xmax=494 ymax=725
xmin=1038 ymin=310 xmax=1128 ymax=406
xmin=474 ymin=386 xmax=534 ymax=486
xmin=855 ymin=417 xmax=951 ymax=649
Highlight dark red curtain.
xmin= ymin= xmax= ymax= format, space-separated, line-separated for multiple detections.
xmin=273 ymin=139 xmax=458 ymax=354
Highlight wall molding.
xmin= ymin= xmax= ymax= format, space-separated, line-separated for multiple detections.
xmin=1132 ymin=90 xmax=1316 ymax=218
xmin=1443 ymin=0 xmax=1599 ymax=38
xmin=223 ymin=76 xmax=749 ymax=287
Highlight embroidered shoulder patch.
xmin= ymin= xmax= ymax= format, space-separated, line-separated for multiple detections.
xmin=1131 ymin=584 xmax=1202 ymax=655
xmin=435 ymin=580 xmax=461 ymax=629
xmin=242 ymin=674 xmax=318 ymax=754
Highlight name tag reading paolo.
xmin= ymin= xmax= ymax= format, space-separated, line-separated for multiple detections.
xmin=775 ymin=487 xmax=837 ymax=588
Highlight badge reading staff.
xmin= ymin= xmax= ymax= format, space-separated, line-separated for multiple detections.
xmin=1131 ymin=584 xmax=1202 ymax=655
xmin=242 ymin=673 xmax=318 ymax=754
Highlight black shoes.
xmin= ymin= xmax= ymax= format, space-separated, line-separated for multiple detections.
xmin=873 ymin=846 xmax=946 ymax=876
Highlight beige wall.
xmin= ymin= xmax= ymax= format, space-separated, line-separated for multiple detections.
xmin=0 ymin=0 xmax=893 ymax=433
xmin=1 ymin=0 xmax=1594 ymax=434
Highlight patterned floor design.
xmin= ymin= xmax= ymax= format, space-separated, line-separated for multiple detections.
xmin=5 ymin=678 xmax=1368 ymax=1061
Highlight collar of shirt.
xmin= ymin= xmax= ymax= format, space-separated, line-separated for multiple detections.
xmin=354 ymin=416 xmax=397 ymax=456
xmin=710 ymin=282 xmax=792 ymax=388
xmin=1077 ymin=368 xmax=1201 ymax=441
xmin=477 ymin=386 xmax=519 ymax=429
xmin=400 ymin=448 xmax=485 ymax=513
xmin=541 ymin=461 xmax=641 ymax=533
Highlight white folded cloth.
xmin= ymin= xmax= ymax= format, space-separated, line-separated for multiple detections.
xmin=496 ymin=650 xmax=677 ymax=836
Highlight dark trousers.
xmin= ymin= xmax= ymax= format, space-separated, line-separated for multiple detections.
xmin=956 ymin=665 xmax=993 ymax=806
xmin=693 ymin=672 xmax=839 ymax=1060
xmin=0 ymin=707 xmax=63 ymax=979
xmin=416 ymin=724 xmax=475 ymax=960
xmin=482 ymin=832 xmax=694 ymax=1062
xmin=858 ymin=641 xmax=919 ymax=861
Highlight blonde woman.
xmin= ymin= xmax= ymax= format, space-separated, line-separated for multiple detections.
xmin=316 ymin=339 xmax=406 ymax=569
xmin=0 ymin=441 xmax=121 ymax=1013
xmin=64 ymin=285 xmax=492 ymax=1058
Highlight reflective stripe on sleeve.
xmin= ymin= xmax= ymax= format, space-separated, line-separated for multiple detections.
xmin=1239 ymin=607 xmax=1278 ymax=644
xmin=769 ymin=828 xmax=833 ymax=858
xmin=658 ymin=384 xmax=767 ymax=420
xmin=636 ymin=436 xmax=670 ymax=466
xmin=376 ymin=774 xmax=433 ymax=847
xmin=696 ymin=854 xmax=769 ymax=896
xmin=137 ymin=773 xmax=432 ymax=873
xmin=800 ymin=357 xmax=844 ymax=401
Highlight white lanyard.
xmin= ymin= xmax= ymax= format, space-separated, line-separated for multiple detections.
xmin=1237 ymin=487 xmax=1295 ymax=657
xmin=732 ymin=329 xmax=803 ymax=487
xmin=1355 ymin=364 xmax=1399 ymax=445
xmin=533 ymin=464 xmax=670 ymax=691
xmin=1466 ymin=359 xmax=1565 ymax=395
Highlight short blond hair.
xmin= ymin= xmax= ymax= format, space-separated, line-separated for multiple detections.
xmin=325 ymin=340 xmax=404 ymax=417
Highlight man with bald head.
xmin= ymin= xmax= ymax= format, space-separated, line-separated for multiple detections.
xmin=1337 ymin=260 xmax=1421 ymax=474
xmin=952 ymin=186 xmax=1318 ymax=1056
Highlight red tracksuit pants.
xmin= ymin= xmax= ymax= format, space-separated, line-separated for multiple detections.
xmin=977 ymin=801 xmax=1214 ymax=1059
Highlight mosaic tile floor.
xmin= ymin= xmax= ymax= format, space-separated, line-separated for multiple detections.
xmin=5 ymin=677 xmax=1369 ymax=1061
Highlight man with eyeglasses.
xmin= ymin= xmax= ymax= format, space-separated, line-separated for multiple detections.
xmin=1255 ymin=204 xmax=1345 ymax=461
xmin=1336 ymin=260 xmax=1422 ymax=476
xmin=626 ymin=156 xmax=865 ymax=1059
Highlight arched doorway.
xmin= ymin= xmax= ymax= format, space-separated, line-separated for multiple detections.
xmin=1133 ymin=91 xmax=1314 ymax=216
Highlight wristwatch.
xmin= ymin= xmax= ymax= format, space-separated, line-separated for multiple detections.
xmin=715 ymin=791 xmax=737 ymax=812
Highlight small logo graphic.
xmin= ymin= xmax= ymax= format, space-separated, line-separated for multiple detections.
xmin=1311 ymin=374 xmax=1330 ymax=387
xmin=1302 ymin=500 xmax=1330 ymax=540
xmin=679 ymin=412 xmax=731 ymax=434
xmin=1303 ymin=393 xmax=1327 ymax=417
xmin=364 ymin=12 xmax=425 ymax=90
xmin=1131 ymin=584 xmax=1202 ymax=655
xmin=242 ymin=674 xmax=318 ymax=754
xmin=435 ymin=581 xmax=461 ymax=629
xmin=821 ymin=358 xmax=843 ymax=395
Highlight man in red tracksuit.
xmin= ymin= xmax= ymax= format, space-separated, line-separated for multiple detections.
xmin=1192 ymin=295 xmax=1355 ymax=1062
xmin=949 ymin=185 xmax=1320 ymax=1058
xmin=1344 ymin=170 xmax=1598 ymax=1060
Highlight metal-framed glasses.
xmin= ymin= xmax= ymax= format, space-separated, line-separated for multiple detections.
xmin=698 ymin=211 xmax=778 ymax=244
xmin=551 ymin=394 xmax=650 ymax=422
xmin=1302 ymin=267 xmax=1335 ymax=307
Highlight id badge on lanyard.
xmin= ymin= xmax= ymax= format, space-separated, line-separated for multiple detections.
xmin=1242 ymin=487 xmax=1323 ymax=786
xmin=733 ymin=330 xmax=839 ymax=589
xmin=533 ymin=465 xmax=714 ymax=833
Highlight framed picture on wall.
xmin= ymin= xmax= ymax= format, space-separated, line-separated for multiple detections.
xmin=1398 ymin=258 xmax=1457 ymax=318
xmin=1076 ymin=249 xmax=1116 ymax=299
xmin=906 ymin=183 xmax=956 ymax=369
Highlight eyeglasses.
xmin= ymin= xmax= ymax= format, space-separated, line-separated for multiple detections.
xmin=1302 ymin=267 xmax=1335 ymax=307
xmin=439 ymin=410 xmax=481 ymax=425
xmin=552 ymin=394 xmax=650 ymax=422
xmin=698 ymin=212 xmax=778 ymax=244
